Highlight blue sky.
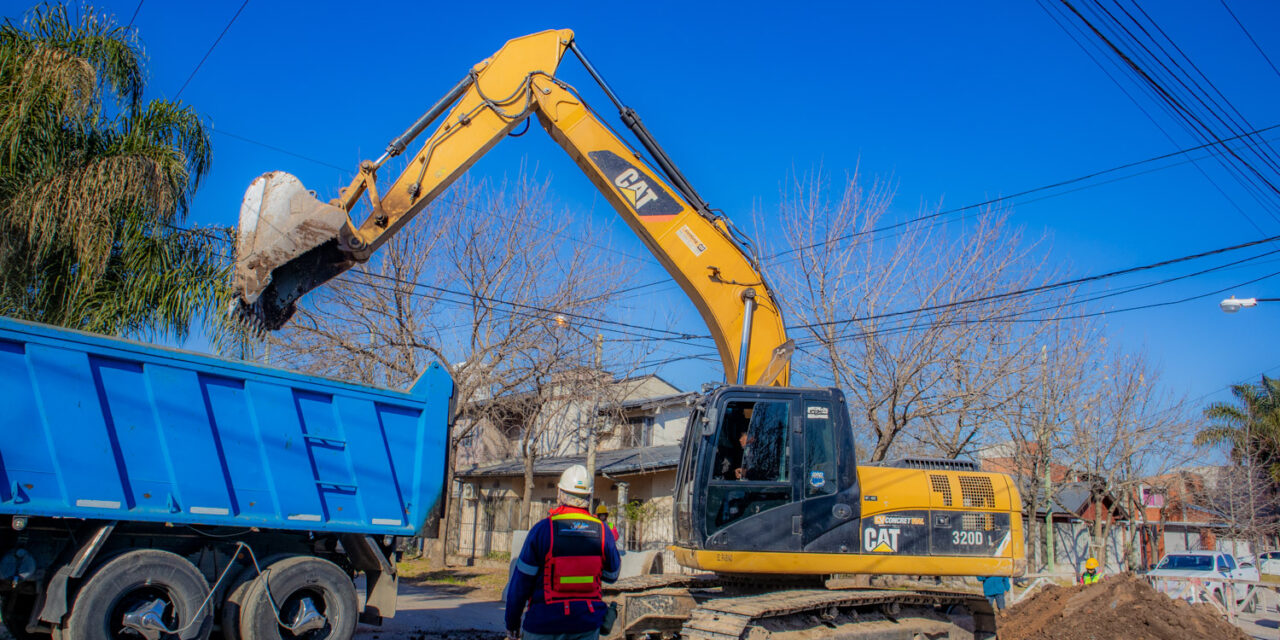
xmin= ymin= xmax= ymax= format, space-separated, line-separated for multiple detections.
xmin=7 ymin=0 xmax=1280 ymax=408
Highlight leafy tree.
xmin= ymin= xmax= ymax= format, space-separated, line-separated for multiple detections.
xmin=0 ymin=3 xmax=228 ymax=340
xmin=1199 ymin=375 xmax=1280 ymax=481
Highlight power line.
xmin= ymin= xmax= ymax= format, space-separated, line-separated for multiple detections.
xmin=172 ymin=220 xmax=1280 ymax=346
xmin=1219 ymin=0 xmax=1280 ymax=81
xmin=1120 ymin=0 xmax=1280 ymax=203
xmin=1055 ymin=0 xmax=1280 ymax=228
xmin=213 ymin=129 xmax=348 ymax=172
xmin=127 ymin=0 xmax=144 ymax=27
xmin=213 ymin=128 xmax=661 ymax=267
xmin=795 ymin=266 xmax=1280 ymax=353
xmin=766 ymin=120 xmax=1280 ymax=263
xmin=786 ymin=232 xmax=1280 ymax=332
xmin=171 ymin=223 xmax=707 ymax=344
xmin=349 ymin=268 xmax=708 ymax=341
xmin=174 ymin=0 xmax=250 ymax=100
xmin=1037 ymin=0 xmax=1271 ymax=233
xmin=794 ymin=245 xmax=1280 ymax=349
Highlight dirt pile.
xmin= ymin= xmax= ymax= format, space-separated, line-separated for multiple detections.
xmin=999 ymin=573 xmax=1249 ymax=640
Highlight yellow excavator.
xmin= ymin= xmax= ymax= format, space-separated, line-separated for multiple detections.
xmin=234 ymin=29 xmax=1024 ymax=640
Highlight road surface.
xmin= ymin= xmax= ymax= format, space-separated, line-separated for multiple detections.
xmin=354 ymin=578 xmax=507 ymax=640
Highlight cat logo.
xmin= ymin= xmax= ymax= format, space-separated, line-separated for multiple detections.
xmin=614 ymin=168 xmax=659 ymax=209
xmin=587 ymin=150 xmax=683 ymax=219
xmin=863 ymin=526 xmax=900 ymax=553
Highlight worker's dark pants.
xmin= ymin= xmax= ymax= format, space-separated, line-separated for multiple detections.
xmin=521 ymin=631 xmax=599 ymax=640
xmin=986 ymin=593 xmax=1006 ymax=610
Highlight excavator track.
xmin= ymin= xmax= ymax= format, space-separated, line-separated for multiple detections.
xmin=606 ymin=578 xmax=996 ymax=640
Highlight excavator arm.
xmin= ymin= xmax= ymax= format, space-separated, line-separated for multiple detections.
xmin=235 ymin=29 xmax=792 ymax=386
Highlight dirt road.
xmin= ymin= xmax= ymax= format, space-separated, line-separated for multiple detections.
xmin=353 ymin=563 xmax=509 ymax=640
xmin=354 ymin=580 xmax=506 ymax=640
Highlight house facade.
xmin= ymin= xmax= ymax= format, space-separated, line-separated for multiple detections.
xmin=444 ymin=372 xmax=696 ymax=559
xmin=981 ymin=442 xmax=1265 ymax=573
xmin=453 ymin=445 xmax=680 ymax=558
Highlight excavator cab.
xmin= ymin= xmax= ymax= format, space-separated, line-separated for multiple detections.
xmin=673 ymin=386 xmax=860 ymax=562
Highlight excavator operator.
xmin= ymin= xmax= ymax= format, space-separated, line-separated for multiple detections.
xmin=716 ymin=430 xmax=750 ymax=480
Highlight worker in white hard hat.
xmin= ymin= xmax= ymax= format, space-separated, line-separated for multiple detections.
xmin=505 ymin=464 xmax=621 ymax=640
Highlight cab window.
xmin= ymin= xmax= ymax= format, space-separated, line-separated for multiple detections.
xmin=804 ymin=402 xmax=836 ymax=496
xmin=705 ymin=399 xmax=792 ymax=534
xmin=711 ymin=400 xmax=789 ymax=482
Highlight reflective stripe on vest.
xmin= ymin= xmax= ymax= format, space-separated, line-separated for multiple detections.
xmin=542 ymin=509 xmax=606 ymax=607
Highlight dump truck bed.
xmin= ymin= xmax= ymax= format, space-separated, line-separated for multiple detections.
xmin=0 ymin=316 xmax=452 ymax=536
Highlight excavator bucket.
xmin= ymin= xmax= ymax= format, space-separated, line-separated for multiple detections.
xmin=233 ymin=171 xmax=355 ymax=331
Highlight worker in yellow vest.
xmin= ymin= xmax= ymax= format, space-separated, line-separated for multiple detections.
xmin=1080 ymin=557 xmax=1101 ymax=585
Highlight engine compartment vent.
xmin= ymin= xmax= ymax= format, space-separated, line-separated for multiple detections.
xmin=929 ymin=474 xmax=954 ymax=507
xmin=959 ymin=475 xmax=996 ymax=508
xmin=868 ymin=457 xmax=981 ymax=472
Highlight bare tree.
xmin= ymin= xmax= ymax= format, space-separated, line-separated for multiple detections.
xmin=1200 ymin=461 xmax=1280 ymax=558
xmin=989 ymin=312 xmax=1101 ymax=571
xmin=1062 ymin=348 xmax=1198 ymax=570
xmin=763 ymin=169 xmax=1056 ymax=462
xmin=264 ymin=172 xmax=638 ymax=552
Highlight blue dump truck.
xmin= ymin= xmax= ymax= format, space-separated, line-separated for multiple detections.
xmin=0 ymin=316 xmax=454 ymax=640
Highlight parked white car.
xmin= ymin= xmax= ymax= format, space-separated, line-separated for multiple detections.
xmin=1258 ymin=550 xmax=1280 ymax=578
xmin=1147 ymin=551 xmax=1259 ymax=612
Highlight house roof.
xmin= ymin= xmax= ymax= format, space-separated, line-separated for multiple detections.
xmin=459 ymin=372 xmax=684 ymax=413
xmin=457 ymin=444 xmax=682 ymax=478
xmin=1053 ymin=482 xmax=1092 ymax=514
xmin=1017 ymin=481 xmax=1114 ymax=516
xmin=608 ymin=391 xmax=698 ymax=412
xmin=613 ymin=372 xmax=680 ymax=390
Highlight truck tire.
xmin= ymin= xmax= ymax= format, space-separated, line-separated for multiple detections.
xmin=220 ymin=553 xmax=290 ymax=640
xmin=62 ymin=548 xmax=212 ymax=640
xmin=237 ymin=556 xmax=357 ymax=640
xmin=217 ymin=566 xmax=255 ymax=640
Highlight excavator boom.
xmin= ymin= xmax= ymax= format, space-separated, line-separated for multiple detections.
xmin=233 ymin=29 xmax=791 ymax=386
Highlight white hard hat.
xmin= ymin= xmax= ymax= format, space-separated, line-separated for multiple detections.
xmin=558 ymin=464 xmax=591 ymax=495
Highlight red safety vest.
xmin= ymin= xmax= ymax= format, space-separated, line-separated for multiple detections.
xmin=542 ymin=506 xmax=606 ymax=613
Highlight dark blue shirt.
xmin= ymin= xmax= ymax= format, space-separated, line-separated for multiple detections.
xmin=504 ymin=507 xmax=622 ymax=634
xmin=980 ymin=575 xmax=1010 ymax=597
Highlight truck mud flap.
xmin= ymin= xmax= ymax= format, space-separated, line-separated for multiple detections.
xmin=340 ymin=534 xmax=398 ymax=624
xmin=37 ymin=523 xmax=115 ymax=627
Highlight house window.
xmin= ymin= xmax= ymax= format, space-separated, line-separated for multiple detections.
xmin=1142 ymin=487 xmax=1166 ymax=508
xmin=623 ymin=415 xmax=655 ymax=448
xmin=456 ymin=429 xmax=475 ymax=449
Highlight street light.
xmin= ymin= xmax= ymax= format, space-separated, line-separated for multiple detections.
xmin=1220 ymin=296 xmax=1280 ymax=313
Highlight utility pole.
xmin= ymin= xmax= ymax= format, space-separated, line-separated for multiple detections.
xmin=1039 ymin=346 xmax=1056 ymax=572
xmin=1044 ymin=458 xmax=1055 ymax=571
xmin=585 ymin=333 xmax=603 ymax=501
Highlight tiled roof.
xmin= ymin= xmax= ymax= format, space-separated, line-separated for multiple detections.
xmin=456 ymin=444 xmax=681 ymax=478
xmin=609 ymin=391 xmax=698 ymax=412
